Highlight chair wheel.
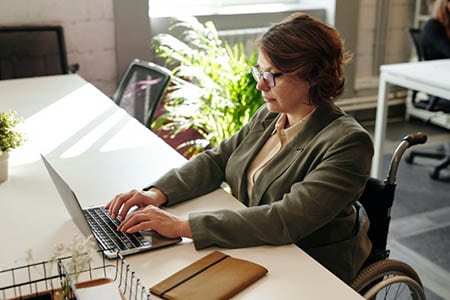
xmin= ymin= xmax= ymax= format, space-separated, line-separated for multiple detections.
xmin=429 ymin=169 xmax=440 ymax=180
xmin=405 ymin=153 xmax=414 ymax=164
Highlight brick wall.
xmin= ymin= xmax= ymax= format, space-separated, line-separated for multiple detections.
xmin=0 ymin=0 xmax=117 ymax=97
xmin=356 ymin=0 xmax=415 ymax=82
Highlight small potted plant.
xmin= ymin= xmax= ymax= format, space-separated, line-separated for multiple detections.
xmin=0 ymin=110 xmax=25 ymax=182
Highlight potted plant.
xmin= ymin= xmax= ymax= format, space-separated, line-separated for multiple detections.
xmin=152 ymin=16 xmax=263 ymax=156
xmin=0 ymin=110 xmax=25 ymax=182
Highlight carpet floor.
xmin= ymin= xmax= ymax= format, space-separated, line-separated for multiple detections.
xmin=382 ymin=153 xmax=450 ymax=300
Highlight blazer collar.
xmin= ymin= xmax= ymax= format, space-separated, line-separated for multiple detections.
xmin=290 ymin=103 xmax=345 ymax=150
xmin=248 ymin=103 xmax=345 ymax=206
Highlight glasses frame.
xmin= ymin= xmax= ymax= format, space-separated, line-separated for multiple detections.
xmin=251 ymin=66 xmax=283 ymax=88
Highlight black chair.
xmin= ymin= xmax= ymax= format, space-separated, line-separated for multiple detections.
xmin=406 ymin=28 xmax=425 ymax=109
xmin=350 ymin=133 xmax=427 ymax=299
xmin=405 ymin=27 xmax=450 ymax=180
xmin=0 ymin=25 xmax=79 ymax=79
xmin=407 ymin=27 xmax=450 ymax=113
xmin=113 ymin=59 xmax=171 ymax=129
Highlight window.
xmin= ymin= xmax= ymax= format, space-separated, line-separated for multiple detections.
xmin=149 ymin=0 xmax=304 ymax=18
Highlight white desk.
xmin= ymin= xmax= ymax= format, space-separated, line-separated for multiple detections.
xmin=0 ymin=75 xmax=363 ymax=299
xmin=372 ymin=59 xmax=450 ymax=178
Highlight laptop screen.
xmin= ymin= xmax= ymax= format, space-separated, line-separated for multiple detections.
xmin=41 ymin=154 xmax=93 ymax=238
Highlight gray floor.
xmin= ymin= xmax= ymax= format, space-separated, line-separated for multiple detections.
xmin=364 ymin=118 xmax=450 ymax=300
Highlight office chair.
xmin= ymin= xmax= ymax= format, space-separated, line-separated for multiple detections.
xmin=406 ymin=28 xmax=426 ymax=110
xmin=350 ymin=133 xmax=427 ymax=299
xmin=405 ymin=28 xmax=450 ymax=180
xmin=407 ymin=27 xmax=450 ymax=113
xmin=113 ymin=59 xmax=171 ymax=129
xmin=0 ymin=25 xmax=79 ymax=79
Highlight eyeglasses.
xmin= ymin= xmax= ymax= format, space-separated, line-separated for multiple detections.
xmin=251 ymin=66 xmax=283 ymax=88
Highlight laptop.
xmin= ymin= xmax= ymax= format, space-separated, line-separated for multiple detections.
xmin=40 ymin=154 xmax=181 ymax=258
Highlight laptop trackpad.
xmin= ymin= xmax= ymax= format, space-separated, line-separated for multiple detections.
xmin=140 ymin=229 xmax=182 ymax=248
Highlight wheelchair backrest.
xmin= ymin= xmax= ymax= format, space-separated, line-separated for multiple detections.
xmin=358 ymin=177 xmax=396 ymax=252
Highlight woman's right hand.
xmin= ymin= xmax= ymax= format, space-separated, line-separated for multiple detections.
xmin=105 ymin=188 xmax=167 ymax=220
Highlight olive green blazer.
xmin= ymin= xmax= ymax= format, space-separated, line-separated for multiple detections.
xmin=150 ymin=103 xmax=373 ymax=283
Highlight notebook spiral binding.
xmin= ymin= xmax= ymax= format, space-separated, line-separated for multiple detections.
xmin=0 ymin=250 xmax=150 ymax=300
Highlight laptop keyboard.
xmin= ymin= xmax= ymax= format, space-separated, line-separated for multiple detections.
xmin=83 ymin=207 xmax=150 ymax=251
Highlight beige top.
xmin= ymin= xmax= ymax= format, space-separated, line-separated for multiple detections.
xmin=246 ymin=109 xmax=316 ymax=198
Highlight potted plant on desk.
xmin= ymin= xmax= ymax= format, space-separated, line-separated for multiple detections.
xmin=0 ymin=110 xmax=25 ymax=182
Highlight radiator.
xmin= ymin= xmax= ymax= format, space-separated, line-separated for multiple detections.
xmin=337 ymin=94 xmax=406 ymax=112
xmin=218 ymin=27 xmax=267 ymax=55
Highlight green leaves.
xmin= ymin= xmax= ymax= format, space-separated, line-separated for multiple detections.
xmin=0 ymin=110 xmax=25 ymax=154
xmin=152 ymin=16 xmax=263 ymax=156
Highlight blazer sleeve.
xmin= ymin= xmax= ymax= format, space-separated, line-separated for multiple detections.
xmin=148 ymin=106 xmax=267 ymax=206
xmin=189 ymin=125 xmax=373 ymax=249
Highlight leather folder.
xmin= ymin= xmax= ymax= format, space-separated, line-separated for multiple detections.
xmin=150 ymin=250 xmax=268 ymax=300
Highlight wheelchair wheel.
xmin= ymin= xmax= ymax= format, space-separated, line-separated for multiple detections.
xmin=363 ymin=275 xmax=425 ymax=299
xmin=350 ymin=259 xmax=425 ymax=300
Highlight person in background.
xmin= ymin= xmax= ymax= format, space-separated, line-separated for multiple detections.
xmin=420 ymin=0 xmax=450 ymax=111
xmin=421 ymin=0 xmax=450 ymax=60
xmin=106 ymin=12 xmax=374 ymax=283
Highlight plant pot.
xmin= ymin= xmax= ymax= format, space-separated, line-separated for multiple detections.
xmin=0 ymin=152 xmax=9 ymax=182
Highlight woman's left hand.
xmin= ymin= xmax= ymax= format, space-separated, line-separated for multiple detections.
xmin=117 ymin=205 xmax=192 ymax=239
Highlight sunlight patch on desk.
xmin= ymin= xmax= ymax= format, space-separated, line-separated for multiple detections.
xmin=61 ymin=109 xmax=126 ymax=158
xmin=22 ymin=84 xmax=116 ymax=156
xmin=99 ymin=118 xmax=175 ymax=153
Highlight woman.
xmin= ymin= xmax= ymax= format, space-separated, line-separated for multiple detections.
xmin=421 ymin=0 xmax=450 ymax=60
xmin=106 ymin=13 xmax=373 ymax=283
xmin=420 ymin=0 xmax=450 ymax=111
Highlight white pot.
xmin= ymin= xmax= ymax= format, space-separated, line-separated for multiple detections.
xmin=0 ymin=152 xmax=9 ymax=183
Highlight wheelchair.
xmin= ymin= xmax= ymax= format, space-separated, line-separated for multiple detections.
xmin=350 ymin=133 xmax=427 ymax=299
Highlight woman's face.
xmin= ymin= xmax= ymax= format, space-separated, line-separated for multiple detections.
xmin=254 ymin=50 xmax=312 ymax=119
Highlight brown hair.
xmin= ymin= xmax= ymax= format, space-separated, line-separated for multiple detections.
xmin=256 ymin=13 xmax=351 ymax=105
xmin=433 ymin=0 xmax=450 ymax=38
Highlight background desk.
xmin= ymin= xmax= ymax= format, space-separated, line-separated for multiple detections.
xmin=0 ymin=75 xmax=363 ymax=299
xmin=372 ymin=59 xmax=450 ymax=178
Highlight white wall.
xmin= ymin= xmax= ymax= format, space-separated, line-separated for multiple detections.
xmin=113 ymin=0 xmax=152 ymax=81
xmin=356 ymin=0 xmax=415 ymax=81
xmin=0 ymin=0 xmax=117 ymax=96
